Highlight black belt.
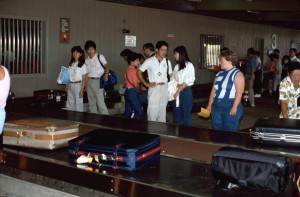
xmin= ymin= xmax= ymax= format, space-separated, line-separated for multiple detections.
xmin=70 ymin=81 xmax=81 ymax=83
xmin=89 ymin=77 xmax=100 ymax=79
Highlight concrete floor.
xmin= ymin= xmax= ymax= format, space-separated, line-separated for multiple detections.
xmin=166 ymin=96 xmax=281 ymax=131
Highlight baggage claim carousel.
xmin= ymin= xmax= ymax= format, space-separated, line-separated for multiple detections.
xmin=1 ymin=99 xmax=299 ymax=197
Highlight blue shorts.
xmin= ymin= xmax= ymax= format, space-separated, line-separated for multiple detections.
xmin=0 ymin=108 xmax=6 ymax=134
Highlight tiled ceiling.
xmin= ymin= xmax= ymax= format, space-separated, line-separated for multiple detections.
xmin=99 ymin=0 xmax=300 ymax=30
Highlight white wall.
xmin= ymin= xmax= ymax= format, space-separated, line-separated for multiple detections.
xmin=1 ymin=0 xmax=300 ymax=97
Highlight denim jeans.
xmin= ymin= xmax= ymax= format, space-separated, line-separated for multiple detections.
xmin=0 ymin=108 xmax=5 ymax=135
xmin=172 ymin=86 xmax=193 ymax=126
xmin=211 ymin=99 xmax=243 ymax=132
xmin=124 ymin=88 xmax=143 ymax=119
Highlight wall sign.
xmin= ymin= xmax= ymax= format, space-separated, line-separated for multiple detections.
xmin=271 ymin=34 xmax=277 ymax=49
xmin=60 ymin=18 xmax=70 ymax=43
xmin=125 ymin=35 xmax=136 ymax=47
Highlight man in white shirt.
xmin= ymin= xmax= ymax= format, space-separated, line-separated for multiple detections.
xmin=137 ymin=41 xmax=172 ymax=122
xmin=143 ymin=43 xmax=155 ymax=58
xmin=289 ymin=48 xmax=300 ymax=62
xmin=84 ymin=40 xmax=109 ymax=115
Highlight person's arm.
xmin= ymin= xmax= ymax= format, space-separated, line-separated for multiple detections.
xmin=280 ymin=100 xmax=288 ymax=118
xmin=103 ymin=63 xmax=109 ymax=81
xmin=79 ymin=74 xmax=87 ymax=97
xmin=137 ymin=69 xmax=155 ymax=88
xmin=0 ymin=66 xmax=4 ymax=80
xmin=230 ymin=72 xmax=245 ymax=115
xmin=206 ymin=79 xmax=217 ymax=112
xmin=167 ymin=59 xmax=173 ymax=80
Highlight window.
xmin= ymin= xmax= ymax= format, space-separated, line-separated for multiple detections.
xmin=200 ymin=34 xmax=224 ymax=69
xmin=0 ymin=17 xmax=46 ymax=74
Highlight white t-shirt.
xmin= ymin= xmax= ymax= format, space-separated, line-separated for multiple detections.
xmin=85 ymin=53 xmax=107 ymax=78
xmin=291 ymin=56 xmax=300 ymax=63
xmin=0 ymin=66 xmax=10 ymax=108
xmin=69 ymin=62 xmax=87 ymax=82
xmin=172 ymin=61 xmax=195 ymax=86
xmin=139 ymin=56 xmax=172 ymax=83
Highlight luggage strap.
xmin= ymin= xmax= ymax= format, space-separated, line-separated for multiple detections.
xmin=112 ymin=143 xmax=123 ymax=169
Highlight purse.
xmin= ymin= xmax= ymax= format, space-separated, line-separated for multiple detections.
xmin=97 ymin=55 xmax=117 ymax=89
xmin=57 ymin=66 xmax=70 ymax=84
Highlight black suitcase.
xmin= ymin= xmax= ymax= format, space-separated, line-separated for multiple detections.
xmin=250 ymin=117 xmax=300 ymax=147
xmin=68 ymin=129 xmax=160 ymax=171
xmin=211 ymin=147 xmax=292 ymax=193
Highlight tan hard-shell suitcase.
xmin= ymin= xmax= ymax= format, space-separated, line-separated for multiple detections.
xmin=3 ymin=118 xmax=79 ymax=150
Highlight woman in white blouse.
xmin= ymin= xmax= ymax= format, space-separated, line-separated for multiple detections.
xmin=66 ymin=46 xmax=87 ymax=112
xmin=171 ymin=46 xmax=195 ymax=126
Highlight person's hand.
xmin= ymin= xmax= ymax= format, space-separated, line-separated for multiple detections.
xmin=230 ymin=107 xmax=237 ymax=115
xmin=173 ymin=91 xmax=179 ymax=99
xmin=104 ymin=74 xmax=108 ymax=81
xmin=206 ymin=106 xmax=211 ymax=113
xmin=146 ymin=82 xmax=156 ymax=88
xmin=79 ymin=89 xmax=84 ymax=98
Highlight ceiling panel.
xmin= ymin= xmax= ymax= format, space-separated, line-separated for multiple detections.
xmin=98 ymin=0 xmax=300 ymax=30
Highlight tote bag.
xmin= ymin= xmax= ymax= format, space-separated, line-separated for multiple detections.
xmin=57 ymin=66 xmax=70 ymax=84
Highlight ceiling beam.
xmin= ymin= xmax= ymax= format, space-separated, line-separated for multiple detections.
xmin=189 ymin=0 xmax=300 ymax=11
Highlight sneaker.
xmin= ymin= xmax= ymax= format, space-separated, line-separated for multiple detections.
xmin=254 ymin=94 xmax=261 ymax=98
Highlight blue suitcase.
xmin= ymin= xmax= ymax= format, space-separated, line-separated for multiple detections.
xmin=68 ymin=129 xmax=160 ymax=171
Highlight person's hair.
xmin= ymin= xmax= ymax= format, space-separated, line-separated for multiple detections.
xmin=84 ymin=40 xmax=96 ymax=51
xmin=219 ymin=50 xmax=238 ymax=66
xmin=290 ymin=48 xmax=297 ymax=53
xmin=137 ymin=53 xmax=144 ymax=60
xmin=69 ymin=46 xmax=85 ymax=68
xmin=156 ymin=40 xmax=168 ymax=50
xmin=282 ymin=55 xmax=291 ymax=65
xmin=269 ymin=53 xmax=279 ymax=61
xmin=288 ymin=61 xmax=300 ymax=74
xmin=220 ymin=47 xmax=229 ymax=52
xmin=247 ymin=48 xmax=255 ymax=55
xmin=173 ymin=46 xmax=191 ymax=70
xmin=120 ymin=49 xmax=133 ymax=57
xmin=143 ymin=43 xmax=154 ymax=52
xmin=274 ymin=49 xmax=280 ymax=54
xmin=255 ymin=51 xmax=260 ymax=56
xmin=126 ymin=52 xmax=139 ymax=65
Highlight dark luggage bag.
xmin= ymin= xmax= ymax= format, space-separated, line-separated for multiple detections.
xmin=68 ymin=129 xmax=160 ymax=171
xmin=251 ymin=117 xmax=300 ymax=147
xmin=211 ymin=147 xmax=292 ymax=193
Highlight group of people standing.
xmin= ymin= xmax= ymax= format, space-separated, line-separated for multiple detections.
xmin=243 ymin=47 xmax=300 ymax=120
xmin=121 ymin=41 xmax=196 ymax=126
xmin=65 ymin=40 xmax=109 ymax=115
xmin=65 ymin=40 xmax=196 ymax=126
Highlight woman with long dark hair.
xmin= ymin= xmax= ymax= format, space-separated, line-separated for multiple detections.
xmin=170 ymin=46 xmax=195 ymax=126
xmin=66 ymin=46 xmax=87 ymax=112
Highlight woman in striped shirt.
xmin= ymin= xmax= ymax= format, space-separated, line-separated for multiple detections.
xmin=206 ymin=50 xmax=245 ymax=132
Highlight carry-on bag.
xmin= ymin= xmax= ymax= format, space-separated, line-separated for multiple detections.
xmin=3 ymin=118 xmax=79 ymax=150
xmin=68 ymin=129 xmax=160 ymax=171
xmin=211 ymin=147 xmax=292 ymax=193
xmin=250 ymin=117 xmax=300 ymax=147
